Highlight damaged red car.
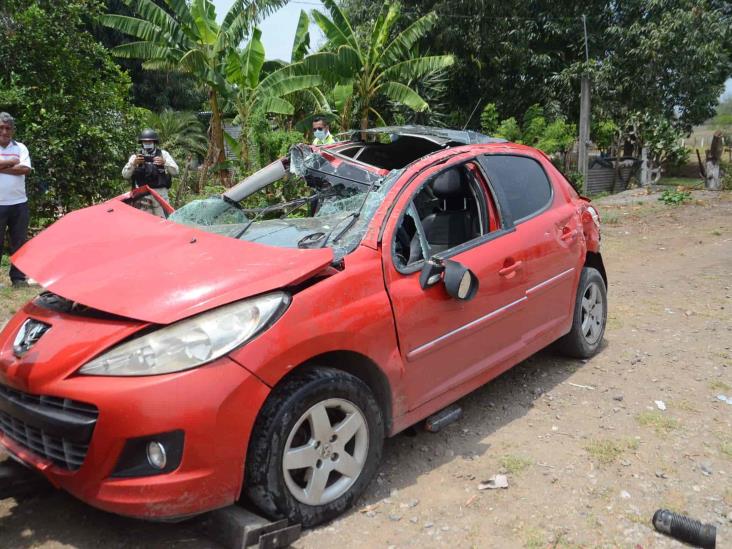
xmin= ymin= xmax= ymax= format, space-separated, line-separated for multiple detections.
xmin=0 ymin=126 xmax=607 ymax=526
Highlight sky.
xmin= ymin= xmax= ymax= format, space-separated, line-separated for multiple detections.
xmin=212 ymin=0 xmax=324 ymax=62
xmin=212 ymin=0 xmax=732 ymax=99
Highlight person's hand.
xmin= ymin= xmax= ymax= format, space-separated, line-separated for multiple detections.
xmin=153 ymin=156 xmax=165 ymax=166
xmin=134 ymin=154 xmax=144 ymax=167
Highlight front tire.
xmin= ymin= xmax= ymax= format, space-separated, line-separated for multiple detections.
xmin=244 ymin=367 xmax=384 ymax=527
xmin=557 ymin=266 xmax=607 ymax=358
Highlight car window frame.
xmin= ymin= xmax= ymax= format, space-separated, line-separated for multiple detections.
xmin=476 ymin=153 xmax=554 ymax=226
xmin=389 ymin=157 xmax=516 ymax=275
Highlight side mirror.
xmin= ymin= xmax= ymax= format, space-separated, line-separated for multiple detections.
xmin=419 ymin=259 xmax=443 ymax=289
xmin=419 ymin=258 xmax=479 ymax=300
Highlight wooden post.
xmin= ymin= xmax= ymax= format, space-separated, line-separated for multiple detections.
xmin=705 ymin=131 xmax=723 ymax=191
xmin=579 ymin=76 xmax=591 ymax=190
xmin=640 ymin=146 xmax=649 ymax=186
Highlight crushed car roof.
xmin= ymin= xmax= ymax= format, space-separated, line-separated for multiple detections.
xmin=344 ymin=125 xmax=506 ymax=146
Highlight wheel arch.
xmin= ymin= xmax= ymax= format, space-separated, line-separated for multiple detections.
xmin=272 ymin=351 xmax=394 ymax=435
xmin=585 ymin=251 xmax=607 ymax=289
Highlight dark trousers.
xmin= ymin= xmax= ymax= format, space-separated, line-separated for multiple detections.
xmin=0 ymin=202 xmax=29 ymax=282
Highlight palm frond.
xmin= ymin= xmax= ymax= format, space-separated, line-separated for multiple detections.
xmin=377 ymin=81 xmax=429 ymax=112
xmin=382 ymin=12 xmax=438 ymax=66
xmin=380 ymin=55 xmax=455 ymax=83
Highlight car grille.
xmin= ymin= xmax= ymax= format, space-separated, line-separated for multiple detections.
xmin=0 ymin=384 xmax=98 ymax=471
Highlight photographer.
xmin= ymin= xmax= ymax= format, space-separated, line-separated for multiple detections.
xmin=122 ymin=129 xmax=179 ymax=203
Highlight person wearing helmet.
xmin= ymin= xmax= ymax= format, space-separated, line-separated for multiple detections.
xmin=122 ymin=129 xmax=179 ymax=204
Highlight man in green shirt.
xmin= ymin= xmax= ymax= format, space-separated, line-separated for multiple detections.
xmin=312 ymin=116 xmax=336 ymax=145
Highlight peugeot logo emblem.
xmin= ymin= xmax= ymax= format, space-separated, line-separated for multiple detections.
xmin=13 ymin=319 xmax=51 ymax=357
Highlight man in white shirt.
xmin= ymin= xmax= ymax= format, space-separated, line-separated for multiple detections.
xmin=0 ymin=112 xmax=32 ymax=288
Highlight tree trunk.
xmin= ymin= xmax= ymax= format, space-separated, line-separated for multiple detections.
xmin=198 ymin=88 xmax=228 ymax=192
xmin=705 ymin=131 xmax=723 ymax=191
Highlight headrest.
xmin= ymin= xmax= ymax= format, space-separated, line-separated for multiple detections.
xmin=432 ymin=169 xmax=466 ymax=198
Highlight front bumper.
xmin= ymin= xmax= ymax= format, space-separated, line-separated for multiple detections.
xmin=0 ymin=354 xmax=270 ymax=519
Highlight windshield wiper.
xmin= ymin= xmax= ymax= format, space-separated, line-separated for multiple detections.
xmin=329 ymin=178 xmax=381 ymax=244
xmin=233 ymin=195 xmax=316 ymax=240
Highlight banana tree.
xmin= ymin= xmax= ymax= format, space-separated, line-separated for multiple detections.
xmin=303 ymin=0 xmax=454 ymax=131
xmin=100 ymin=0 xmax=288 ymax=188
xmin=226 ymin=28 xmax=322 ymax=172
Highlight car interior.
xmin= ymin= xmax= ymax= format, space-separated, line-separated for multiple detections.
xmin=336 ymin=135 xmax=446 ymax=170
xmin=394 ymin=164 xmax=492 ymax=268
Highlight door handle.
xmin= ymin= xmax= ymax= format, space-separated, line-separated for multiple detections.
xmin=499 ymin=260 xmax=523 ymax=277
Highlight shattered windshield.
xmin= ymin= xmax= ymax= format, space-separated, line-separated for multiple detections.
xmin=170 ymin=146 xmax=401 ymax=260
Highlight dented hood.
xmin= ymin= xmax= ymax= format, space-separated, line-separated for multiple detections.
xmin=12 ymin=201 xmax=334 ymax=324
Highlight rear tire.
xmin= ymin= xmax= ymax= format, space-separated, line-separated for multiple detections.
xmin=244 ymin=367 xmax=384 ymax=527
xmin=557 ymin=266 xmax=607 ymax=358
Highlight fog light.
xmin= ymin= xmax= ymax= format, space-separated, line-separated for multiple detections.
xmin=146 ymin=441 xmax=167 ymax=469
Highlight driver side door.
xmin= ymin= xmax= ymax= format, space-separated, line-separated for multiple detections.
xmin=382 ymin=159 xmax=529 ymax=411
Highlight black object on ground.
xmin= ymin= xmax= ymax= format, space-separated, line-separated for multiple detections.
xmin=652 ymin=508 xmax=716 ymax=548
xmin=425 ymin=404 xmax=463 ymax=433
xmin=0 ymin=459 xmax=54 ymax=500
xmin=195 ymin=504 xmax=301 ymax=548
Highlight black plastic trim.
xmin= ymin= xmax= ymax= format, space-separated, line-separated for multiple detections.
xmin=0 ymin=389 xmax=96 ymax=444
xmin=111 ymin=430 xmax=184 ymax=478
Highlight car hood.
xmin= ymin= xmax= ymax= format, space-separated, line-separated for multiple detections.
xmin=12 ymin=201 xmax=334 ymax=324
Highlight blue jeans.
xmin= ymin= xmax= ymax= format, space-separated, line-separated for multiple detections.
xmin=0 ymin=201 xmax=29 ymax=282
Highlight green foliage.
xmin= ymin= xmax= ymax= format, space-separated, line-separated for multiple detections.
xmin=0 ymin=0 xmax=139 ymax=225
xmin=495 ymin=117 xmax=522 ymax=142
xmin=143 ymin=109 xmax=207 ymax=161
xmin=480 ymin=103 xmax=499 ymax=134
xmin=536 ymin=119 xmax=577 ymax=155
xmin=658 ymin=189 xmax=692 ymax=205
xmin=593 ymin=119 xmax=619 ymax=152
xmin=101 ymin=0 xmax=290 ymax=185
xmin=342 ymin=1 xmax=732 ymax=137
xmin=628 ymin=112 xmax=690 ymax=168
xmin=304 ymin=0 xmax=454 ymax=130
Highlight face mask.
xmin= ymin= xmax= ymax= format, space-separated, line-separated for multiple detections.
xmin=142 ymin=142 xmax=155 ymax=152
xmin=313 ymin=129 xmax=326 ymax=140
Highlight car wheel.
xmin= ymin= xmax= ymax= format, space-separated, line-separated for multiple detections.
xmin=557 ymin=266 xmax=607 ymax=358
xmin=244 ymin=367 xmax=384 ymax=527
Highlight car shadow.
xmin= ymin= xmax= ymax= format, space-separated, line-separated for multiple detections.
xmin=0 ymin=346 xmax=597 ymax=547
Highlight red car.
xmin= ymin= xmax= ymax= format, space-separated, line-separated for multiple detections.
xmin=0 ymin=126 xmax=606 ymax=526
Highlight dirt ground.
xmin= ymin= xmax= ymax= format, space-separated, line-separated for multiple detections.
xmin=1 ymin=187 xmax=731 ymax=548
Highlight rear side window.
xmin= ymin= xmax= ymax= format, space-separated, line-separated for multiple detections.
xmin=480 ymin=155 xmax=552 ymax=222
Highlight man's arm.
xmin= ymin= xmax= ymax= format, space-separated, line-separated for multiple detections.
xmin=122 ymin=154 xmax=139 ymax=179
xmin=0 ymin=165 xmax=30 ymax=175
xmin=162 ymin=150 xmax=179 ymax=176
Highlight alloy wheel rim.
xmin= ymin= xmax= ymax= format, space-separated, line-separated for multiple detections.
xmin=580 ymin=281 xmax=604 ymax=345
xmin=282 ymin=398 xmax=369 ymax=505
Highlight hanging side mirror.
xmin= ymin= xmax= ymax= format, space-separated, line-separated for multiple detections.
xmin=443 ymin=259 xmax=479 ymax=301
xmin=419 ymin=259 xmax=443 ymax=289
xmin=419 ymin=258 xmax=479 ymax=301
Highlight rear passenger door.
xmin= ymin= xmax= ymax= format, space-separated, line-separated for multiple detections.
xmin=478 ymin=154 xmax=584 ymax=344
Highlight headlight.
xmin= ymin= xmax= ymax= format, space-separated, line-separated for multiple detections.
xmin=79 ymin=292 xmax=289 ymax=376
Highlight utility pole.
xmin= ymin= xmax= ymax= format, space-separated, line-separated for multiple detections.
xmin=578 ymin=15 xmax=591 ymax=190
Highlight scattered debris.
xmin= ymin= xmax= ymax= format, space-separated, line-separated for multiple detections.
xmin=613 ymin=395 xmax=625 ymax=402
xmin=399 ymin=499 xmax=420 ymax=509
xmin=699 ymin=462 xmax=713 ymax=476
xmin=478 ymin=475 xmax=509 ymax=490
xmin=620 ymin=490 xmax=631 ymax=499
xmin=388 ymin=514 xmax=402 ymax=522
xmin=655 ymin=471 xmax=668 ymax=479
xmin=567 ymin=382 xmax=595 ymax=390
xmin=464 ymin=495 xmax=478 ymax=507
xmin=655 ymin=400 xmax=667 ymax=411
xmin=716 ymin=394 xmax=732 ymax=405
xmin=652 ymin=509 xmax=716 ymax=549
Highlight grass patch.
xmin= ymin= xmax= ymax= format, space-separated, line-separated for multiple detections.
xmin=602 ymin=212 xmax=620 ymax=225
xmin=712 ymin=229 xmax=723 ymax=236
xmin=636 ymin=411 xmax=680 ymax=435
xmin=710 ymin=380 xmax=732 ymax=392
xmin=585 ymin=438 xmax=638 ymax=465
xmin=721 ymin=441 xmax=732 ymax=460
xmin=499 ymin=454 xmax=533 ymax=474
xmin=658 ymin=177 xmax=703 ymax=189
